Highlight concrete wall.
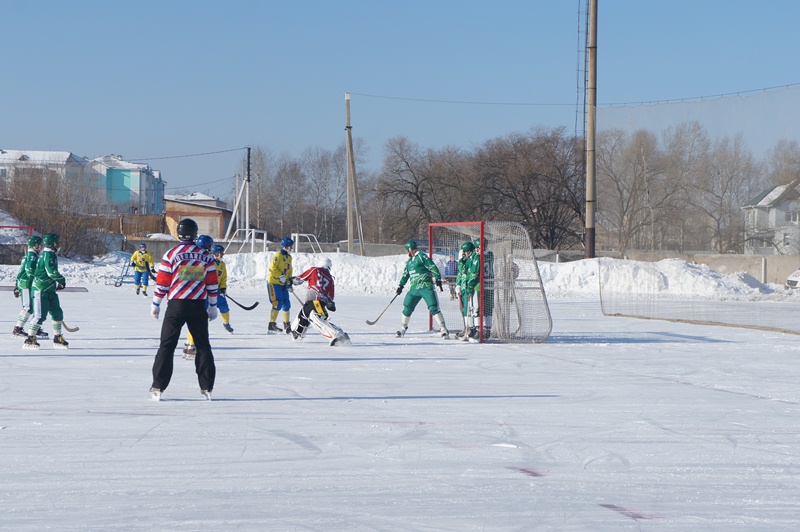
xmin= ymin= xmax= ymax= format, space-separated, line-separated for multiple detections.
xmin=619 ymin=251 xmax=800 ymax=285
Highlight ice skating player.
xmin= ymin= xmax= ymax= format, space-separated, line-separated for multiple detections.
xmin=12 ymin=235 xmax=48 ymax=339
xmin=394 ymin=239 xmax=449 ymax=339
xmin=149 ymin=220 xmax=219 ymax=401
xmin=455 ymin=240 xmax=480 ymax=341
xmin=266 ymin=237 xmax=295 ymax=334
xmin=130 ymin=242 xmax=156 ymax=296
xmin=474 ymin=237 xmax=494 ymax=339
xmin=182 ymin=235 xmax=215 ymax=358
xmin=444 ymin=254 xmax=458 ymax=300
xmin=290 ymin=257 xmax=350 ymax=346
xmin=23 ymin=233 xmax=69 ymax=349
xmin=212 ymin=244 xmax=233 ymax=334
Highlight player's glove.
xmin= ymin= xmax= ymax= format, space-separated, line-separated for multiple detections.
xmin=435 ymin=279 xmax=443 ymax=291
xmin=396 ymin=285 xmax=404 ymax=296
xmin=292 ymin=276 xmax=304 ymax=285
xmin=219 ymin=288 xmax=226 ymax=296
xmin=56 ymin=283 xmax=65 ymax=291
xmin=207 ymin=304 xmax=218 ymax=321
xmin=13 ymin=287 xmax=20 ymax=298
xmin=150 ymin=301 xmax=160 ymax=319
xmin=326 ymin=301 xmax=336 ymax=312
xmin=286 ymin=283 xmax=293 ymax=293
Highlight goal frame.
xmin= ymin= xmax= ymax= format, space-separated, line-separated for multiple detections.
xmin=428 ymin=221 xmax=552 ymax=343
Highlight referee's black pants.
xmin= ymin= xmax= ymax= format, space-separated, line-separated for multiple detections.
xmin=152 ymin=299 xmax=215 ymax=392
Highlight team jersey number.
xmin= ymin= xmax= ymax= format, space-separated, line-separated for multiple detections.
xmin=312 ymin=276 xmax=330 ymax=292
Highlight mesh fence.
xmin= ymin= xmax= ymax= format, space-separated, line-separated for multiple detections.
xmin=598 ymin=257 xmax=800 ymax=335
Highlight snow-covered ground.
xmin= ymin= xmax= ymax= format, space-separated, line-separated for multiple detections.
xmin=1 ymin=251 xmax=800 ymax=530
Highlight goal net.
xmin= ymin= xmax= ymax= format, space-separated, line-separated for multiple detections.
xmin=428 ymin=221 xmax=552 ymax=343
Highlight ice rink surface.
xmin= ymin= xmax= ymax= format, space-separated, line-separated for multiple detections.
xmin=2 ymin=274 xmax=799 ymax=530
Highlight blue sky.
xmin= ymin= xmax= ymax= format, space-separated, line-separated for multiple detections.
xmin=3 ymin=1 xmax=799 ymax=197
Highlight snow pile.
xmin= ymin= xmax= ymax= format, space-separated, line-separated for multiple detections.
xmin=0 ymin=210 xmax=33 ymax=245
xmin=0 ymin=249 xmax=794 ymax=300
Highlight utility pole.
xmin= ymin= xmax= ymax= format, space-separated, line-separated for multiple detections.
xmin=584 ymin=0 xmax=598 ymax=258
xmin=345 ymin=93 xmax=365 ymax=255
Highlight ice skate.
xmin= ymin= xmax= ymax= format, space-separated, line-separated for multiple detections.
xmin=439 ymin=326 xmax=450 ymax=340
xmin=396 ymin=326 xmax=407 ymax=338
xmin=23 ymin=335 xmax=40 ymax=350
xmin=268 ymin=322 xmax=281 ymax=334
xmin=223 ymin=322 xmax=234 ymax=333
xmin=201 ymin=389 xmax=212 ymax=401
xmin=149 ymin=387 xmax=161 ymax=401
xmin=36 ymin=329 xmax=49 ymax=339
xmin=182 ymin=343 xmax=196 ymax=360
xmin=142 ymin=290 xmax=148 ymax=297
xmin=283 ymin=322 xmax=292 ymax=334
xmin=330 ymin=332 xmax=351 ymax=346
xmin=53 ymin=334 xmax=69 ymax=349
xmin=135 ymin=287 xmax=140 ymax=295
xmin=12 ymin=326 xmax=26 ymax=337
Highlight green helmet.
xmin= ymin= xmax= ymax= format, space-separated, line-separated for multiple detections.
xmin=474 ymin=238 xmax=487 ymax=249
xmin=404 ymin=240 xmax=418 ymax=251
xmin=43 ymin=233 xmax=60 ymax=248
xmin=28 ymin=235 xmax=43 ymax=248
xmin=461 ymin=241 xmax=475 ymax=252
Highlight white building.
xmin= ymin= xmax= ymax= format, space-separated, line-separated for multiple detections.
xmin=0 ymin=150 xmax=165 ymax=215
xmin=743 ymin=178 xmax=800 ymax=254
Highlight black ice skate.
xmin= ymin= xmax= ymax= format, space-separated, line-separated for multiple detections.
xmin=53 ymin=334 xmax=69 ymax=349
xmin=223 ymin=322 xmax=234 ymax=333
xmin=396 ymin=326 xmax=407 ymax=338
xmin=12 ymin=326 xmax=26 ymax=337
xmin=23 ymin=335 xmax=40 ymax=350
xmin=268 ymin=322 xmax=281 ymax=333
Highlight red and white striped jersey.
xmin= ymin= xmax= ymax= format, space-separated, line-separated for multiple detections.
xmin=153 ymin=242 xmax=218 ymax=305
xmin=298 ymin=266 xmax=334 ymax=303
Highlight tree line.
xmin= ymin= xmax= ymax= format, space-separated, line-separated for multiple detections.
xmin=241 ymin=120 xmax=800 ymax=254
xmin=3 ymin=120 xmax=799 ymax=257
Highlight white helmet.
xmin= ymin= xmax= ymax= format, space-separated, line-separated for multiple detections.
xmin=317 ymin=257 xmax=332 ymax=270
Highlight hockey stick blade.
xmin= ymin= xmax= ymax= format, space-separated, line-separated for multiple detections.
xmin=62 ymin=321 xmax=80 ymax=333
xmin=226 ymin=294 xmax=259 ymax=311
xmin=0 ymin=286 xmax=88 ymax=292
xmin=366 ymin=293 xmax=399 ymax=326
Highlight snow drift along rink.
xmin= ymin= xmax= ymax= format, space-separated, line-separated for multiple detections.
xmin=1 ymin=253 xmax=800 ymax=530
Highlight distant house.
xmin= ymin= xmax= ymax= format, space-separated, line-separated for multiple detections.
xmin=0 ymin=149 xmax=91 ymax=184
xmin=0 ymin=149 xmax=166 ymax=215
xmin=91 ymin=155 xmax=165 ymax=215
xmin=743 ymin=178 xmax=800 ymax=254
xmin=165 ymin=192 xmax=232 ymax=240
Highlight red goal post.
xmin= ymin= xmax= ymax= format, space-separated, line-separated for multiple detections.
xmin=428 ymin=221 xmax=552 ymax=343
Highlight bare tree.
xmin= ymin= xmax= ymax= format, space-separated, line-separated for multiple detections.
xmin=764 ymin=139 xmax=800 ymax=187
xmin=690 ymin=134 xmax=760 ymax=253
xmin=596 ymin=129 xmax=664 ymax=250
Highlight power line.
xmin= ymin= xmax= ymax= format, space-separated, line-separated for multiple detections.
xmin=350 ymin=82 xmax=800 ymax=109
xmin=164 ymin=175 xmax=236 ymax=192
xmin=349 ymin=92 xmax=572 ymax=107
xmin=128 ymin=147 xmax=247 ymax=162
